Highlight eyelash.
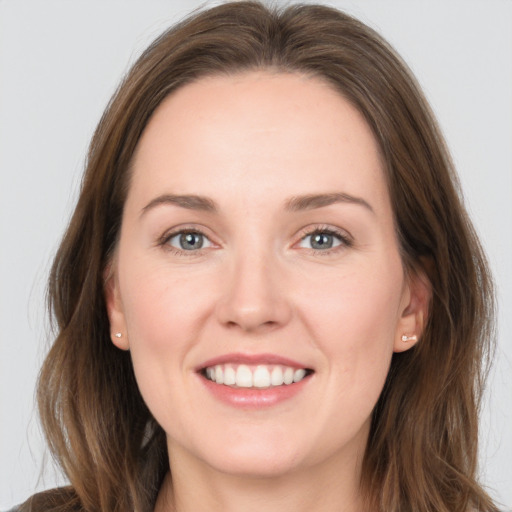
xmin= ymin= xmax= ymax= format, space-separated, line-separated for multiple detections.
xmin=298 ymin=225 xmax=353 ymax=256
xmin=157 ymin=227 xmax=212 ymax=257
xmin=157 ymin=225 xmax=353 ymax=257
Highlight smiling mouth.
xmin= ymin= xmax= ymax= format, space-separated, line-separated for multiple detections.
xmin=200 ymin=363 xmax=314 ymax=389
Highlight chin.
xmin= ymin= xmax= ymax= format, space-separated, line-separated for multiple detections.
xmin=222 ymin=429 xmax=341 ymax=479
xmin=170 ymin=424 xmax=311 ymax=478
xmin=206 ymin=448 xmax=305 ymax=479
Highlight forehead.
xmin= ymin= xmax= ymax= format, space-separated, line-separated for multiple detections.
xmin=128 ymin=71 xmax=388 ymax=214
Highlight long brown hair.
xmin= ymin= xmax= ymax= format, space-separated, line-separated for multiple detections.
xmin=26 ymin=2 xmax=497 ymax=511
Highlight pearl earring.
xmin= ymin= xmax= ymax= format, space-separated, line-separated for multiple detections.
xmin=401 ymin=334 xmax=418 ymax=342
xmin=114 ymin=332 xmax=122 ymax=338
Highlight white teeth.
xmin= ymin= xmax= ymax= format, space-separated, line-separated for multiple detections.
xmin=223 ymin=365 xmax=236 ymax=385
xmin=271 ymin=366 xmax=284 ymax=386
xmin=283 ymin=367 xmax=294 ymax=385
xmin=253 ymin=365 xmax=271 ymax=388
xmin=236 ymin=364 xmax=253 ymax=388
xmin=214 ymin=365 xmax=224 ymax=385
xmin=204 ymin=363 xmax=310 ymax=388
xmin=293 ymin=368 xmax=306 ymax=382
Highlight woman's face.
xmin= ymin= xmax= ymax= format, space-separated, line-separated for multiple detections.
xmin=107 ymin=71 xmax=425 ymax=478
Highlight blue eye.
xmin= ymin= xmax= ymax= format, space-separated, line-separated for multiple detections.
xmin=299 ymin=230 xmax=346 ymax=250
xmin=167 ymin=231 xmax=212 ymax=251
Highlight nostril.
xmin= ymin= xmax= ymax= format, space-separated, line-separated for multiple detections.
xmin=222 ymin=313 xmax=282 ymax=333
xmin=215 ymin=268 xmax=293 ymax=331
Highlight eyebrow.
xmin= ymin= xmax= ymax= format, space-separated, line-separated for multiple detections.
xmin=140 ymin=191 xmax=374 ymax=217
xmin=285 ymin=192 xmax=374 ymax=214
xmin=141 ymin=194 xmax=217 ymax=216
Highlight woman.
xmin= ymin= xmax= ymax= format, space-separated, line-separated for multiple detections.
xmin=12 ymin=1 xmax=502 ymax=511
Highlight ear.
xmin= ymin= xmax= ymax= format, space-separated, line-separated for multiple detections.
xmin=393 ymin=268 xmax=432 ymax=353
xmin=104 ymin=263 xmax=130 ymax=350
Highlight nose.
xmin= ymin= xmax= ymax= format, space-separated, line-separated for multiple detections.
xmin=215 ymin=250 xmax=292 ymax=333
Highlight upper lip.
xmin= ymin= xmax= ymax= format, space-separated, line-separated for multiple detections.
xmin=196 ymin=353 xmax=312 ymax=371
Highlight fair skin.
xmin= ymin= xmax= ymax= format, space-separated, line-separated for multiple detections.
xmin=106 ymin=71 xmax=429 ymax=512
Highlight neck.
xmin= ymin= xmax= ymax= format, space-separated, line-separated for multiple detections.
xmin=154 ymin=444 xmax=367 ymax=512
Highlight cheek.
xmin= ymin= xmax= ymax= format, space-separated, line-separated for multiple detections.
xmin=121 ymin=260 xmax=213 ymax=346
xmin=298 ymin=259 xmax=404 ymax=407
xmin=118 ymin=259 xmax=214 ymax=380
xmin=302 ymin=262 xmax=403 ymax=346
xmin=118 ymin=264 xmax=218 ymax=429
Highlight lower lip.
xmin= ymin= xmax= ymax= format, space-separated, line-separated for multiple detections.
xmin=199 ymin=374 xmax=311 ymax=408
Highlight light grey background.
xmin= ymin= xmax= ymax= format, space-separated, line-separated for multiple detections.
xmin=1 ymin=0 xmax=511 ymax=509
